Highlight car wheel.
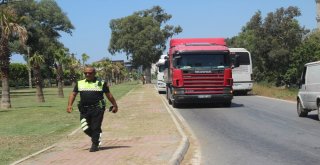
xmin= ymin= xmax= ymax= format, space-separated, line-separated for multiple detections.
xmin=297 ymin=99 xmax=308 ymax=117
xmin=318 ymin=103 xmax=320 ymax=121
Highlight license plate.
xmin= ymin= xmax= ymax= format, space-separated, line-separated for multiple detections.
xmin=198 ymin=95 xmax=211 ymax=98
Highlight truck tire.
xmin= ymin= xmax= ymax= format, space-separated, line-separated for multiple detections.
xmin=172 ymin=100 xmax=179 ymax=108
xmin=224 ymin=101 xmax=232 ymax=107
xmin=318 ymin=102 xmax=320 ymax=120
xmin=297 ymin=99 xmax=308 ymax=117
xmin=167 ymin=88 xmax=172 ymax=105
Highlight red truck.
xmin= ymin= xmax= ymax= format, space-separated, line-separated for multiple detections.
xmin=164 ymin=38 xmax=235 ymax=108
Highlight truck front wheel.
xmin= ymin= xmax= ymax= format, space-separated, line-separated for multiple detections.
xmin=172 ymin=100 xmax=179 ymax=108
xmin=224 ymin=101 xmax=232 ymax=107
xmin=167 ymin=87 xmax=172 ymax=105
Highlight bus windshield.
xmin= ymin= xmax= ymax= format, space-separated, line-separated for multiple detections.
xmin=230 ymin=52 xmax=250 ymax=65
xmin=158 ymin=65 xmax=166 ymax=72
xmin=173 ymin=53 xmax=230 ymax=69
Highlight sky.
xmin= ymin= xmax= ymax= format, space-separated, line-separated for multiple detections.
xmin=11 ymin=0 xmax=318 ymax=64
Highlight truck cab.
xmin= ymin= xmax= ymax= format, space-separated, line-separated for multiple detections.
xmin=165 ymin=38 xmax=234 ymax=108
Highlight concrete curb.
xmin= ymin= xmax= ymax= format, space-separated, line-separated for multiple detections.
xmin=159 ymin=94 xmax=190 ymax=165
xmin=10 ymin=145 xmax=56 ymax=165
xmin=155 ymin=85 xmax=201 ymax=165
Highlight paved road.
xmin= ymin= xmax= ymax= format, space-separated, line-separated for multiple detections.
xmin=173 ymin=95 xmax=320 ymax=165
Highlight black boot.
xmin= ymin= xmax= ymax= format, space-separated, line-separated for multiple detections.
xmin=89 ymin=143 xmax=99 ymax=152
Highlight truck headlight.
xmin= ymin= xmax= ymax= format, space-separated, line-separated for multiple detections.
xmin=174 ymin=88 xmax=185 ymax=95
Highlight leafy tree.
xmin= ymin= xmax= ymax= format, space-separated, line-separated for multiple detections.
xmin=228 ymin=6 xmax=308 ymax=86
xmin=53 ymin=48 xmax=68 ymax=98
xmin=0 ymin=5 xmax=27 ymax=109
xmin=12 ymin=0 xmax=74 ymax=101
xmin=92 ymin=58 xmax=113 ymax=84
xmin=285 ymin=30 xmax=320 ymax=85
xmin=65 ymin=53 xmax=81 ymax=86
xmin=81 ymin=53 xmax=89 ymax=66
xmin=29 ymin=52 xmax=45 ymax=102
xmin=9 ymin=63 xmax=28 ymax=88
xmin=108 ymin=6 xmax=182 ymax=83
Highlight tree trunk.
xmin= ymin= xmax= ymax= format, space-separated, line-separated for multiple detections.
xmin=143 ymin=67 xmax=152 ymax=84
xmin=33 ymin=66 xmax=45 ymax=102
xmin=70 ymin=68 xmax=77 ymax=87
xmin=1 ymin=76 xmax=11 ymax=109
xmin=0 ymin=38 xmax=12 ymax=109
xmin=27 ymin=47 xmax=32 ymax=89
xmin=57 ymin=65 xmax=64 ymax=98
xmin=28 ymin=66 xmax=32 ymax=89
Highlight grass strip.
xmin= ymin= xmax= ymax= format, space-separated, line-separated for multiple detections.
xmin=252 ymin=83 xmax=297 ymax=101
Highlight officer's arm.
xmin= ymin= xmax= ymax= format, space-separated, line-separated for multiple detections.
xmin=67 ymin=92 xmax=78 ymax=113
xmin=105 ymin=93 xmax=118 ymax=113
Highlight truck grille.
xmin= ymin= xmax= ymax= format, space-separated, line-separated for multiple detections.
xmin=183 ymin=73 xmax=225 ymax=94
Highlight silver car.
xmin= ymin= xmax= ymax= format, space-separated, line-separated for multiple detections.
xmin=297 ymin=61 xmax=320 ymax=120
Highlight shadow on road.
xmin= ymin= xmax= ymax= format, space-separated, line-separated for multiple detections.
xmin=176 ymin=102 xmax=244 ymax=109
xmin=305 ymin=114 xmax=319 ymax=121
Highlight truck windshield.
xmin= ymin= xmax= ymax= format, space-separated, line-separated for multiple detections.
xmin=173 ymin=53 xmax=230 ymax=69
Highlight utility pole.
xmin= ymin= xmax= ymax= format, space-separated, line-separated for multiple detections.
xmin=316 ymin=0 xmax=320 ymax=29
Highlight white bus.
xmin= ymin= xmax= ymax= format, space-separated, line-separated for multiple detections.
xmin=156 ymin=55 xmax=167 ymax=93
xmin=229 ymin=48 xmax=253 ymax=95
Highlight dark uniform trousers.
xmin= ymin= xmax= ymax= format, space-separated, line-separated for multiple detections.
xmin=79 ymin=104 xmax=105 ymax=145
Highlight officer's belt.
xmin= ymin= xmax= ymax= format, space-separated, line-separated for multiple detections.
xmin=79 ymin=100 xmax=105 ymax=108
xmin=81 ymin=103 xmax=100 ymax=108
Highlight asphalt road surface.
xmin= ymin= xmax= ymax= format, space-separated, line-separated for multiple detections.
xmin=174 ymin=95 xmax=320 ymax=165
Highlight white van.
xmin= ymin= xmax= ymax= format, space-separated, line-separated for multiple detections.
xmin=156 ymin=55 xmax=167 ymax=93
xmin=297 ymin=61 xmax=320 ymax=119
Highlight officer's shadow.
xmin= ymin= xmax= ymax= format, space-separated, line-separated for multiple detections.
xmin=98 ymin=145 xmax=131 ymax=151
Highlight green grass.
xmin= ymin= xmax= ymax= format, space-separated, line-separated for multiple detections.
xmin=252 ymin=83 xmax=298 ymax=101
xmin=0 ymin=81 xmax=139 ymax=165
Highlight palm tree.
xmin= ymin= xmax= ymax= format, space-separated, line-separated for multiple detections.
xmin=53 ymin=48 xmax=67 ymax=98
xmin=81 ymin=53 xmax=89 ymax=67
xmin=0 ymin=6 xmax=27 ymax=109
xmin=29 ymin=52 xmax=45 ymax=102
xmin=66 ymin=53 xmax=81 ymax=87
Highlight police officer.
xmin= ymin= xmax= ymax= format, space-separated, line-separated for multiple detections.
xmin=67 ymin=66 xmax=118 ymax=152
